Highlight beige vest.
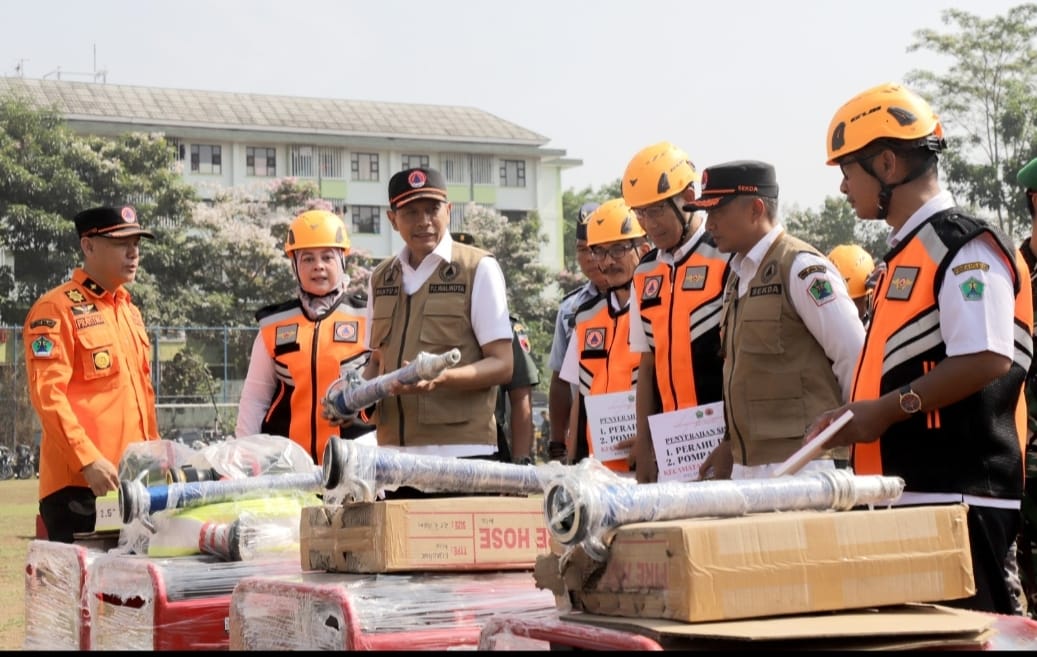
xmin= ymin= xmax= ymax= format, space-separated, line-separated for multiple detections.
xmin=369 ymin=243 xmax=497 ymax=447
xmin=721 ymin=233 xmax=844 ymax=466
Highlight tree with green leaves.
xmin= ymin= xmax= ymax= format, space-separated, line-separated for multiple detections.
xmin=560 ymin=179 xmax=622 ymax=276
xmin=461 ymin=203 xmax=555 ymax=374
xmin=906 ymin=3 xmax=1037 ymax=239
xmin=0 ymin=96 xmax=196 ymax=324
xmin=784 ymin=196 xmax=890 ymax=261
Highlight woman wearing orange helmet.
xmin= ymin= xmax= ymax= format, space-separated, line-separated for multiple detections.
xmin=236 ymin=210 xmax=372 ymax=465
xmin=809 ymin=83 xmax=1034 ymax=616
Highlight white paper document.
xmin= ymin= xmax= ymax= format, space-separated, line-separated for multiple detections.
xmin=583 ymin=390 xmax=637 ymax=462
xmin=648 ymin=401 xmax=726 ymax=482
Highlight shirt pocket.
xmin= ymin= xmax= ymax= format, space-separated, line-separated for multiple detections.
xmin=419 ymin=296 xmax=466 ymax=353
xmin=78 ymin=327 xmax=122 ymax=385
xmin=738 ymin=297 xmax=784 ymax=355
xmin=745 ymin=372 xmax=807 ymax=440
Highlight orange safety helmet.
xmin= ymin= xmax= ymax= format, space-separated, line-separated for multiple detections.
xmin=827 ymin=244 xmax=875 ymax=299
xmin=826 ymin=83 xmax=945 ymax=165
xmin=284 ymin=210 xmax=351 ymax=255
xmin=585 ymin=198 xmax=645 ymax=246
xmin=622 ymin=141 xmax=700 ymax=208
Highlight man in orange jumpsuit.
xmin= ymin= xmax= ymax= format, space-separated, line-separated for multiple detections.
xmin=23 ymin=205 xmax=160 ymax=542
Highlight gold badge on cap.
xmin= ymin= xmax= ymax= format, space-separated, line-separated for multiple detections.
xmin=93 ymin=350 xmax=112 ymax=370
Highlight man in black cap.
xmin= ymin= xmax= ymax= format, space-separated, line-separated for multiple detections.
xmin=22 ymin=205 xmax=160 ymax=542
xmin=362 ymin=168 xmax=514 ymax=464
xmin=687 ymin=161 xmax=864 ymax=480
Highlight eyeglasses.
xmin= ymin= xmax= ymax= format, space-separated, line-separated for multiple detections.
xmin=590 ymin=242 xmax=638 ymax=260
xmin=632 ymin=203 xmax=671 ymax=221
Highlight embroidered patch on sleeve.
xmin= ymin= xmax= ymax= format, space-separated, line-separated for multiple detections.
xmin=797 ymin=264 xmax=827 ymax=279
xmin=807 ymin=277 xmax=835 ymax=306
xmin=959 ymin=277 xmax=985 ymax=301
xmin=951 ymin=261 xmax=990 ymax=276
xmin=29 ymin=318 xmax=57 ymax=329
xmin=31 ymin=336 xmax=55 ymax=358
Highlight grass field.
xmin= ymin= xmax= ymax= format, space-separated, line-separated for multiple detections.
xmin=0 ymin=478 xmax=37 ymax=650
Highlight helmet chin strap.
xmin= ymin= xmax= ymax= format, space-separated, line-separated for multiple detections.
xmin=858 ymin=152 xmax=936 ymax=220
xmin=668 ymin=197 xmax=690 ymax=249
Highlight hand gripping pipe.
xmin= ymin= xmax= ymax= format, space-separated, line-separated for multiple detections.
xmin=543 ymin=461 xmax=905 ymax=561
xmin=322 ymin=437 xmax=569 ymax=503
xmin=119 ymin=469 xmax=323 ymax=524
xmin=323 ymin=349 xmax=462 ymax=421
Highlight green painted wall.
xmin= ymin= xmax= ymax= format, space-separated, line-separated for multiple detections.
xmin=320 ymin=180 xmax=348 ymax=199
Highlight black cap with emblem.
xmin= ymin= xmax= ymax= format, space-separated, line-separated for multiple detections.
xmin=682 ymin=160 xmax=779 ymax=211
xmin=388 ymin=168 xmax=449 ymax=210
xmin=74 ymin=205 xmax=155 ymax=239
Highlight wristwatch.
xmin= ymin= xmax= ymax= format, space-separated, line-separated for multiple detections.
xmin=898 ymin=385 xmax=922 ymax=414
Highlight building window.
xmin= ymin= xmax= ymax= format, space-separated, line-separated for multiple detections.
xmin=440 ymin=153 xmax=467 ymax=184
xmin=247 ymin=146 xmax=277 ymax=177
xmin=351 ymin=153 xmax=379 ymax=181
xmin=321 ymin=148 xmax=343 ymax=179
xmin=167 ymin=137 xmax=185 ymax=162
xmin=401 ymin=154 xmax=430 ymax=170
xmin=326 ymin=199 xmax=348 ymax=217
xmin=471 ymin=155 xmax=493 ymax=184
xmin=290 ymin=145 xmax=316 ymax=177
xmin=352 ymin=205 xmax=382 ymax=234
xmin=500 ymin=159 xmax=526 ymax=187
xmin=190 ymin=144 xmax=222 ymax=175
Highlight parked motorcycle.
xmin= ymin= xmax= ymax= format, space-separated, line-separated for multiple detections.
xmin=0 ymin=446 xmax=13 ymax=481
xmin=14 ymin=444 xmax=35 ymax=480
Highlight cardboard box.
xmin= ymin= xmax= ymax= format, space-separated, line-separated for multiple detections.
xmin=301 ymin=496 xmax=550 ymax=573
xmin=561 ymin=604 xmax=996 ymax=651
xmin=536 ymin=505 xmax=973 ymax=623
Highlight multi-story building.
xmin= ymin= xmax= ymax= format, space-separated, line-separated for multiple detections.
xmin=0 ymin=77 xmax=578 ymax=269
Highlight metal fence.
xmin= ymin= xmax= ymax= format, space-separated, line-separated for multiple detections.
xmin=0 ymin=325 xmax=258 ymax=449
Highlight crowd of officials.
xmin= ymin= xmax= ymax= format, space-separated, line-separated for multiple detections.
xmin=21 ymin=82 xmax=1037 ymax=618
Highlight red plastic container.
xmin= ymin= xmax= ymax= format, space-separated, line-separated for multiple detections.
xmin=86 ymin=553 xmax=300 ymax=650
xmin=230 ymin=570 xmax=558 ymax=650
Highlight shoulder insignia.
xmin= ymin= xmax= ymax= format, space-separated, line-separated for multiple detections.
xmin=83 ymin=278 xmax=106 ymax=296
xmin=65 ymin=289 xmax=86 ymax=303
xmin=31 ymin=336 xmax=55 ymax=358
xmin=29 ymin=318 xmax=57 ymax=329
xmin=951 ymin=261 xmax=990 ymax=276
xmin=797 ymin=264 xmax=827 ymax=279
xmin=959 ymin=277 xmax=985 ymax=301
xmin=807 ymin=277 xmax=835 ymax=306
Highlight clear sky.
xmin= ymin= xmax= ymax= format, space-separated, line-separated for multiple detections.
xmin=1 ymin=0 xmax=1023 ymax=210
